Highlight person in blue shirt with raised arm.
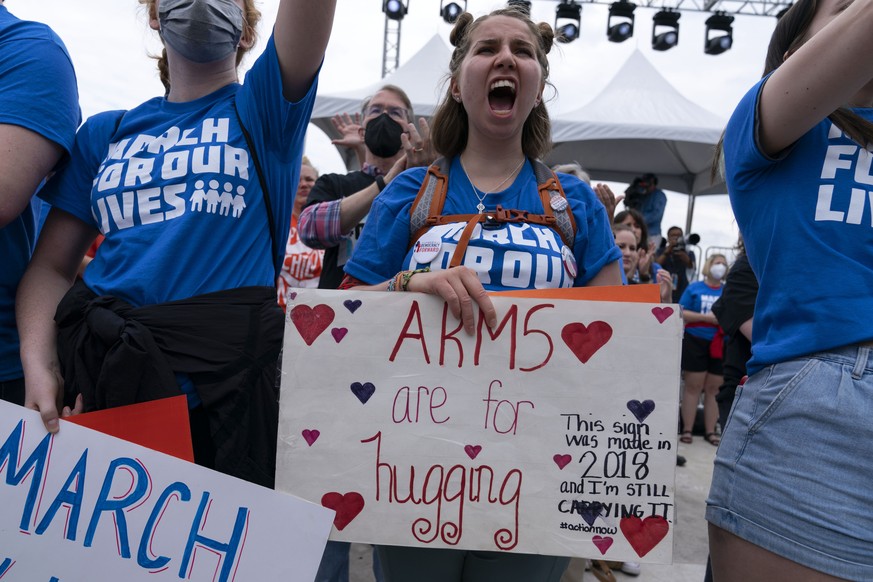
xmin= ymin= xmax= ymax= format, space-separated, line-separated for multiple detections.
xmin=16 ymin=0 xmax=336 ymax=488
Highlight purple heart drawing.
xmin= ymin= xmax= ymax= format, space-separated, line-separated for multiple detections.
xmin=288 ymin=291 xmax=297 ymax=301
xmin=578 ymin=501 xmax=604 ymax=527
xmin=302 ymin=429 xmax=320 ymax=446
xmin=350 ymin=382 xmax=376 ymax=404
xmin=331 ymin=327 xmax=348 ymax=343
xmin=627 ymin=399 xmax=656 ymax=423
xmin=464 ymin=444 xmax=482 ymax=459
xmin=343 ymin=299 xmax=362 ymax=314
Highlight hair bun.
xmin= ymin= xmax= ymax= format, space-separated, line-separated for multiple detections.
xmin=537 ymin=22 xmax=555 ymax=54
xmin=450 ymin=12 xmax=474 ymax=47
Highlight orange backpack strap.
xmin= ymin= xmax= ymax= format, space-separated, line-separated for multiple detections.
xmin=409 ymin=157 xmax=452 ymax=247
xmin=532 ymin=159 xmax=577 ymax=248
xmin=407 ymin=157 xmax=578 ymax=264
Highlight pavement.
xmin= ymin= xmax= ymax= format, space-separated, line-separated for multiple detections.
xmin=348 ymin=437 xmax=717 ymax=582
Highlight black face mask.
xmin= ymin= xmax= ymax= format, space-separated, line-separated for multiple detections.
xmin=364 ymin=113 xmax=404 ymax=158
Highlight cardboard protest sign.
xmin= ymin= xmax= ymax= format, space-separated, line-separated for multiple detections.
xmin=277 ymin=290 xmax=682 ymax=563
xmin=0 ymin=401 xmax=333 ymax=581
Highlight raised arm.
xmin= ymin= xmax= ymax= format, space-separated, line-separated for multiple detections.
xmin=758 ymin=0 xmax=873 ymax=155
xmin=274 ymin=0 xmax=337 ymax=102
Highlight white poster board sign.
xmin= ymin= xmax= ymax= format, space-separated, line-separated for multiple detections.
xmin=277 ymin=290 xmax=682 ymax=563
xmin=0 ymin=401 xmax=333 ymax=581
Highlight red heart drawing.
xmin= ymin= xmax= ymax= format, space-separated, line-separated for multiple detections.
xmin=592 ymin=535 xmax=613 ymax=554
xmin=321 ymin=492 xmax=365 ymax=531
xmin=464 ymin=444 xmax=482 ymax=459
xmin=651 ymin=306 xmax=674 ymax=323
xmin=561 ymin=321 xmax=613 ymax=364
xmin=290 ymin=304 xmax=335 ymax=346
xmin=620 ymin=515 xmax=670 ymax=558
xmin=302 ymin=429 xmax=320 ymax=446
xmin=331 ymin=327 xmax=348 ymax=343
xmin=553 ymin=454 xmax=572 ymax=470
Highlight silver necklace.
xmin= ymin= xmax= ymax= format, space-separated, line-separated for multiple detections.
xmin=459 ymin=156 xmax=526 ymax=214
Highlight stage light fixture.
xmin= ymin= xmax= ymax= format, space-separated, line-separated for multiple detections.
xmin=507 ymin=0 xmax=532 ymax=15
xmin=607 ymin=1 xmax=636 ymax=43
xmin=651 ymin=9 xmax=680 ymax=51
xmin=555 ymin=0 xmax=582 ymax=43
xmin=440 ymin=1 xmax=465 ymax=24
xmin=383 ymin=0 xmax=408 ymax=21
xmin=704 ymin=12 xmax=734 ymax=55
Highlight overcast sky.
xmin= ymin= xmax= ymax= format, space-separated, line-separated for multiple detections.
xmin=10 ymin=0 xmax=778 ymax=254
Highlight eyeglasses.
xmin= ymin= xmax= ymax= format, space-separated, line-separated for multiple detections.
xmin=365 ymin=104 xmax=409 ymax=122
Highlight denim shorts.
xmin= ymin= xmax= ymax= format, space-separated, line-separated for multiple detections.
xmin=706 ymin=345 xmax=873 ymax=580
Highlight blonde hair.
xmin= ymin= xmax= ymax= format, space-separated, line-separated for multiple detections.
xmin=702 ymin=254 xmax=727 ymax=279
xmin=139 ymin=0 xmax=261 ymax=94
xmin=430 ymin=7 xmax=555 ymax=160
xmin=301 ymin=155 xmax=319 ymax=178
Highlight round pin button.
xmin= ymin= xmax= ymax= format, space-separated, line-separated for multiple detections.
xmin=550 ymin=196 xmax=569 ymax=212
xmin=561 ymin=245 xmax=578 ymax=278
xmin=411 ymin=231 xmax=442 ymax=264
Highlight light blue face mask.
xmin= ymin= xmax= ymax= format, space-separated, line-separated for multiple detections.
xmin=158 ymin=0 xmax=244 ymax=64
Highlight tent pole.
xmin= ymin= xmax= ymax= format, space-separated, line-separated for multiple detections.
xmin=685 ymin=194 xmax=696 ymax=235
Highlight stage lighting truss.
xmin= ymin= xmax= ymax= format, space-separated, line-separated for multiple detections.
xmin=704 ymin=12 xmax=735 ymax=54
xmin=607 ymin=1 xmax=636 ymax=43
xmin=555 ymin=0 xmax=582 ymax=43
xmin=440 ymin=1 xmax=465 ymax=24
xmin=382 ymin=0 xmax=408 ymax=21
xmin=651 ymin=9 xmax=681 ymax=51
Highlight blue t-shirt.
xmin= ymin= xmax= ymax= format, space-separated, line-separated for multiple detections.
xmin=345 ymin=157 xmax=621 ymax=290
xmin=725 ymin=77 xmax=873 ymax=374
xmin=679 ymin=280 xmax=723 ymax=341
xmin=0 ymin=5 xmax=80 ymax=381
xmin=40 ymin=36 xmax=317 ymax=308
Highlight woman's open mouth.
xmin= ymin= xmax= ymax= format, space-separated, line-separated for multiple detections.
xmin=488 ymin=79 xmax=516 ymax=115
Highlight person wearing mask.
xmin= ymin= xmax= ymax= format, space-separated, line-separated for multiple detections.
xmin=341 ymin=8 xmax=622 ymax=580
xmin=0 ymin=1 xmax=80 ymax=406
xmin=678 ymin=254 xmax=728 ymax=446
xmin=298 ymin=85 xmax=433 ymax=290
xmin=16 ymin=0 xmax=336 ymax=488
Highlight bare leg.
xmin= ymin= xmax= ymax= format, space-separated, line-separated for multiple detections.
xmin=703 ymin=373 xmax=723 ymax=436
xmin=681 ymin=370 xmax=706 ymax=435
xmin=709 ymin=524 xmax=846 ymax=582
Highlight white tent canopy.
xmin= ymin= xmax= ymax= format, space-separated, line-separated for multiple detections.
xmin=310 ymin=41 xmax=728 ymax=226
xmin=547 ymin=50 xmax=727 ymax=197
xmin=310 ymin=34 xmax=452 ymax=168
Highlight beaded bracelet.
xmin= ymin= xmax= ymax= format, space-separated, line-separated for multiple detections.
xmin=399 ymin=267 xmax=430 ymax=291
xmin=387 ymin=267 xmax=430 ymax=292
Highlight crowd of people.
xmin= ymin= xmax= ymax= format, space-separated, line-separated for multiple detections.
xmin=2 ymin=0 xmax=872 ymax=580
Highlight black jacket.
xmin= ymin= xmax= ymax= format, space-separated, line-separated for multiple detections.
xmin=55 ymin=280 xmax=283 ymax=488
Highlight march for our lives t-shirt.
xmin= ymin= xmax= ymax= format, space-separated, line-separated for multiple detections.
xmin=679 ymin=280 xmax=722 ymax=341
xmin=724 ymin=77 xmax=873 ymax=374
xmin=345 ymin=157 xmax=621 ymax=290
xmin=40 ymin=36 xmax=318 ymax=308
